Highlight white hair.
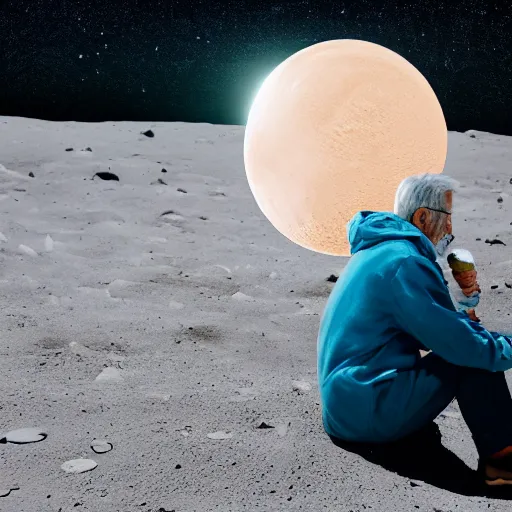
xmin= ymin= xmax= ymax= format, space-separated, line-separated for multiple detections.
xmin=394 ymin=173 xmax=460 ymax=234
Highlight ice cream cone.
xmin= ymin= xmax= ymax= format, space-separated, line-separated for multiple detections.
xmin=447 ymin=249 xmax=481 ymax=321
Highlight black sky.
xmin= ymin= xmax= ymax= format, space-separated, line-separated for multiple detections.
xmin=1 ymin=0 xmax=511 ymax=135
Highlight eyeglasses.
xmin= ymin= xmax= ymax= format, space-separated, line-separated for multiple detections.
xmin=409 ymin=206 xmax=451 ymax=222
xmin=423 ymin=207 xmax=452 ymax=216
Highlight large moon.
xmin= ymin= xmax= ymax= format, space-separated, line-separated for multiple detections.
xmin=244 ymin=39 xmax=447 ymax=256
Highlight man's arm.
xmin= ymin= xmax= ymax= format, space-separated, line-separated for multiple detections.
xmin=390 ymin=255 xmax=512 ymax=372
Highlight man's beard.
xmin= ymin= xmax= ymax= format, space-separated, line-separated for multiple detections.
xmin=435 ymin=233 xmax=455 ymax=256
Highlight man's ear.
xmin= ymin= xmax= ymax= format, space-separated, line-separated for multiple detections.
xmin=412 ymin=208 xmax=427 ymax=227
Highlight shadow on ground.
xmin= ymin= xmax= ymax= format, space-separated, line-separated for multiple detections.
xmin=329 ymin=422 xmax=512 ymax=500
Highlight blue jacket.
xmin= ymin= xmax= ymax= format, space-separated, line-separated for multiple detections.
xmin=317 ymin=210 xmax=512 ymax=441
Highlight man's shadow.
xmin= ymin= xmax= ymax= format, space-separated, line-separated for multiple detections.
xmin=329 ymin=421 xmax=512 ymax=499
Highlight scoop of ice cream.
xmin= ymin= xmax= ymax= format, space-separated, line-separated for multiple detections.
xmin=447 ymin=249 xmax=475 ymax=273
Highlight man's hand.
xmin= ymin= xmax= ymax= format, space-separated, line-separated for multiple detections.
xmin=467 ymin=308 xmax=480 ymax=322
xmin=452 ymin=269 xmax=481 ymax=296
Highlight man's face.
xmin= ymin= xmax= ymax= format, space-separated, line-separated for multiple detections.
xmin=412 ymin=190 xmax=453 ymax=245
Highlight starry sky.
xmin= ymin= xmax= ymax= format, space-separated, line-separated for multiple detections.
xmin=1 ymin=0 xmax=511 ymax=135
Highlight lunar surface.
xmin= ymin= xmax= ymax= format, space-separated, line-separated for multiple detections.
xmin=0 ymin=117 xmax=511 ymax=510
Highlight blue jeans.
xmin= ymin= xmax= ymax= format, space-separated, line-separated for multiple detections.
xmin=373 ymin=353 xmax=512 ymax=460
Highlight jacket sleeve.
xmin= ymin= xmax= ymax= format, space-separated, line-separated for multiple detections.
xmin=390 ymin=255 xmax=512 ymax=372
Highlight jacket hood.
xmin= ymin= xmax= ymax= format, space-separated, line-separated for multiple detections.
xmin=347 ymin=211 xmax=437 ymax=261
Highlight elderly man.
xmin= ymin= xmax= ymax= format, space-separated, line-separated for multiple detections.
xmin=317 ymin=173 xmax=512 ymax=486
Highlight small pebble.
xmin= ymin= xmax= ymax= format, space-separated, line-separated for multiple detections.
xmin=207 ymin=431 xmax=233 ymax=440
xmin=18 ymin=244 xmax=38 ymax=257
xmin=93 ymin=172 xmax=119 ymax=181
xmin=292 ymin=380 xmax=312 ymax=393
xmin=91 ymin=439 xmax=113 ymax=454
xmin=231 ymin=292 xmax=253 ymax=301
xmin=95 ymin=367 xmax=123 ymax=381
xmin=45 ymin=235 xmax=54 ymax=252
xmin=2 ymin=428 xmax=47 ymax=444
xmin=61 ymin=459 xmax=97 ymax=474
